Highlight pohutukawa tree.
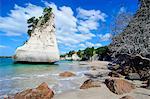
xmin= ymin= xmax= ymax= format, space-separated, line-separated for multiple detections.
xmin=27 ymin=7 xmax=53 ymax=36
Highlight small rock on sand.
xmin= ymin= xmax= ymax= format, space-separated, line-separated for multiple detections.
xmin=14 ymin=82 xmax=54 ymax=99
xmin=80 ymin=79 xmax=101 ymax=89
xmin=59 ymin=71 xmax=76 ymax=77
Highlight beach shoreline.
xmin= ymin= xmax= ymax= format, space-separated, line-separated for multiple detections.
xmin=1 ymin=60 xmax=150 ymax=99
xmin=53 ymin=61 xmax=150 ymax=99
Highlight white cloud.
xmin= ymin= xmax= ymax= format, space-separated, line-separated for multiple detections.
xmin=46 ymin=3 xmax=105 ymax=46
xmin=99 ymin=33 xmax=112 ymax=41
xmin=79 ymin=42 xmax=102 ymax=49
xmin=0 ymin=45 xmax=8 ymax=48
xmin=0 ymin=3 xmax=43 ymax=36
xmin=77 ymin=8 xmax=107 ymax=33
xmin=77 ymin=8 xmax=107 ymax=22
xmin=0 ymin=2 xmax=107 ymax=53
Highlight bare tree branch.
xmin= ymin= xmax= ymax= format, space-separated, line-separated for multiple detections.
xmin=109 ymin=0 xmax=150 ymax=58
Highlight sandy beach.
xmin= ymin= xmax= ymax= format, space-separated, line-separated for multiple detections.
xmin=1 ymin=60 xmax=149 ymax=99
xmin=53 ymin=61 xmax=150 ymax=99
xmin=54 ymin=85 xmax=150 ymax=99
xmin=1 ymin=0 xmax=150 ymax=99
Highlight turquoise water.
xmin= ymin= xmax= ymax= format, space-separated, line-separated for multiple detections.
xmin=0 ymin=58 xmax=89 ymax=98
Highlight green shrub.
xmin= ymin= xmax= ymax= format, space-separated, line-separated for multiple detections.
xmin=83 ymin=47 xmax=94 ymax=60
xmin=27 ymin=29 xmax=32 ymax=36
xmin=95 ymin=46 xmax=109 ymax=55
xmin=27 ymin=7 xmax=53 ymax=36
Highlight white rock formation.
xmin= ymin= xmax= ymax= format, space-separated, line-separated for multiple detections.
xmin=65 ymin=55 xmax=72 ymax=60
xmin=72 ymin=53 xmax=81 ymax=61
xmin=14 ymin=14 xmax=60 ymax=63
xmin=91 ymin=54 xmax=99 ymax=61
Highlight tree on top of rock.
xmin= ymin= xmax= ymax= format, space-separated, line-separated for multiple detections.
xmin=27 ymin=7 xmax=53 ymax=37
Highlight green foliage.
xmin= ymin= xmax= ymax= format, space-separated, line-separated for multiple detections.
xmin=33 ymin=18 xmax=39 ymax=26
xmin=77 ymin=50 xmax=83 ymax=58
xmin=84 ymin=47 xmax=94 ymax=60
xmin=43 ymin=8 xmax=52 ymax=14
xmin=60 ymin=55 xmax=66 ymax=57
xmin=60 ymin=45 xmax=111 ymax=61
xmin=95 ymin=46 xmax=109 ymax=55
xmin=28 ymin=24 xmax=34 ymax=28
xmin=27 ymin=17 xmax=39 ymax=36
xmin=67 ymin=50 xmax=75 ymax=57
xmin=26 ymin=7 xmax=53 ymax=36
xmin=95 ymin=46 xmax=110 ymax=60
xmin=27 ymin=29 xmax=32 ymax=36
xmin=27 ymin=17 xmax=38 ymax=27
xmin=40 ymin=7 xmax=53 ymax=25
xmin=27 ymin=17 xmax=35 ymax=24
xmin=43 ymin=13 xmax=50 ymax=24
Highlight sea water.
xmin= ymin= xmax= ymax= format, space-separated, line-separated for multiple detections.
xmin=0 ymin=58 xmax=89 ymax=98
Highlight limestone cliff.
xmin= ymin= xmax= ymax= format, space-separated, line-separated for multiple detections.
xmin=14 ymin=13 xmax=60 ymax=63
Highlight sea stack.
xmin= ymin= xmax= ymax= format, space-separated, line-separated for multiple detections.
xmin=14 ymin=10 xmax=60 ymax=63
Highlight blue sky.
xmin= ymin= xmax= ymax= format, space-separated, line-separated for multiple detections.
xmin=0 ymin=0 xmax=139 ymax=56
